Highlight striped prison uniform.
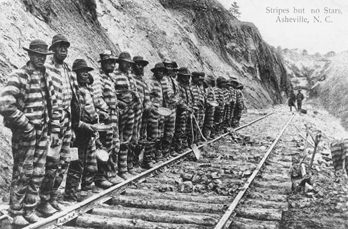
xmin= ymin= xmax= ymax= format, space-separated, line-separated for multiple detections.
xmin=232 ymin=89 xmax=244 ymax=128
xmin=228 ymin=87 xmax=237 ymax=127
xmin=146 ymin=76 xmax=167 ymax=160
xmin=213 ymin=87 xmax=226 ymax=130
xmin=174 ymin=83 xmax=195 ymax=151
xmin=191 ymin=84 xmax=206 ymax=142
xmin=130 ymin=75 xmax=151 ymax=168
xmin=112 ymin=69 xmax=138 ymax=173
xmin=0 ymin=62 xmax=60 ymax=215
xmin=161 ymin=75 xmax=178 ymax=155
xmin=92 ymin=70 xmax=120 ymax=182
xmin=64 ymin=83 xmax=99 ymax=201
xmin=40 ymin=59 xmax=77 ymax=203
xmin=330 ymin=139 xmax=348 ymax=174
xmin=202 ymin=86 xmax=216 ymax=138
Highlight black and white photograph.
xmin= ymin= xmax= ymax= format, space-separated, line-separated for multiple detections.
xmin=0 ymin=0 xmax=347 ymax=228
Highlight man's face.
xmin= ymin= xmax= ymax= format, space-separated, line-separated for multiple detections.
xmin=53 ymin=43 xmax=68 ymax=61
xmin=76 ymin=69 xmax=89 ymax=85
xmin=119 ymin=60 xmax=132 ymax=72
xmin=154 ymin=70 xmax=165 ymax=80
xmin=164 ymin=64 xmax=173 ymax=75
xmin=219 ymin=82 xmax=227 ymax=88
xmin=178 ymin=76 xmax=189 ymax=85
xmin=29 ymin=52 xmax=47 ymax=69
xmin=192 ymin=76 xmax=200 ymax=85
xmin=102 ymin=60 xmax=116 ymax=73
xmin=133 ymin=63 xmax=144 ymax=75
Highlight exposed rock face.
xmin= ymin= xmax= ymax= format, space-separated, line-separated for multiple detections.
xmin=0 ymin=0 xmax=290 ymax=196
xmin=279 ymin=48 xmax=332 ymax=96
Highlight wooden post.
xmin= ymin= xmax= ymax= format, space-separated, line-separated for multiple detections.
xmin=309 ymin=134 xmax=322 ymax=171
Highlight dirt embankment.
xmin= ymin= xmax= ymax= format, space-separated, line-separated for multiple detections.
xmin=0 ymin=0 xmax=290 ymax=196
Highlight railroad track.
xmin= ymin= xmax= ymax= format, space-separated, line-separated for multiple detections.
xmin=2 ymin=112 xmax=296 ymax=229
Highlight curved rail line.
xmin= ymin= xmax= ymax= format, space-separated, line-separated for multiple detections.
xmin=22 ymin=112 xmax=275 ymax=229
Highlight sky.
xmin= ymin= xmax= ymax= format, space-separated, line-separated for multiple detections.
xmin=217 ymin=0 xmax=348 ymax=54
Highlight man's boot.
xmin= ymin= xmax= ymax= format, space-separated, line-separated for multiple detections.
xmin=154 ymin=141 xmax=163 ymax=163
xmin=143 ymin=142 xmax=155 ymax=169
xmin=127 ymin=147 xmax=139 ymax=175
xmin=64 ymin=164 xmax=82 ymax=202
xmin=24 ymin=209 xmax=42 ymax=223
xmin=36 ymin=201 xmax=57 ymax=216
xmin=118 ymin=144 xmax=132 ymax=180
xmin=132 ymin=144 xmax=144 ymax=173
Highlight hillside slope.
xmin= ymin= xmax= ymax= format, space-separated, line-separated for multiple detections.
xmin=0 ymin=0 xmax=290 ymax=196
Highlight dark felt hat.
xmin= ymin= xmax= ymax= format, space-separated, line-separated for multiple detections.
xmin=177 ymin=67 xmax=191 ymax=77
xmin=151 ymin=62 xmax=168 ymax=73
xmin=72 ymin=59 xmax=94 ymax=72
xmin=23 ymin=39 xmax=53 ymax=55
xmin=192 ymin=71 xmax=205 ymax=79
xmin=133 ymin=56 xmax=149 ymax=66
xmin=117 ymin=52 xmax=134 ymax=64
xmin=98 ymin=50 xmax=117 ymax=63
xmin=163 ymin=59 xmax=179 ymax=69
xmin=49 ymin=34 xmax=70 ymax=51
xmin=217 ymin=76 xmax=227 ymax=84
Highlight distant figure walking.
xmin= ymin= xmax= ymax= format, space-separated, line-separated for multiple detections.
xmin=297 ymin=90 xmax=304 ymax=111
xmin=288 ymin=90 xmax=297 ymax=112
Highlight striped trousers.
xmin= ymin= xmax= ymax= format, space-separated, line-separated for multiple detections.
xmin=64 ymin=130 xmax=98 ymax=200
xmin=331 ymin=140 xmax=348 ymax=174
xmin=40 ymin=110 xmax=71 ymax=202
xmin=173 ymin=109 xmax=189 ymax=151
xmin=193 ymin=108 xmax=205 ymax=142
xmin=10 ymin=124 xmax=48 ymax=215
xmin=162 ymin=109 xmax=176 ymax=155
xmin=202 ymin=105 xmax=215 ymax=138
xmin=96 ymin=113 xmax=120 ymax=182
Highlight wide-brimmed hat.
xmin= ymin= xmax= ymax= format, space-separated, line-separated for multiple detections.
xmin=133 ymin=56 xmax=149 ymax=66
xmin=49 ymin=34 xmax=70 ymax=51
xmin=217 ymin=76 xmax=227 ymax=84
xmin=23 ymin=39 xmax=53 ymax=55
xmin=192 ymin=71 xmax=205 ymax=78
xmin=177 ymin=67 xmax=191 ymax=77
xmin=151 ymin=62 xmax=168 ymax=73
xmin=116 ymin=52 xmax=134 ymax=64
xmin=98 ymin=50 xmax=117 ymax=63
xmin=72 ymin=59 xmax=94 ymax=72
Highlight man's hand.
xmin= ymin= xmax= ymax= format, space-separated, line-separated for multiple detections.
xmin=51 ymin=133 xmax=61 ymax=147
xmin=118 ymin=100 xmax=127 ymax=110
xmin=99 ymin=111 xmax=110 ymax=122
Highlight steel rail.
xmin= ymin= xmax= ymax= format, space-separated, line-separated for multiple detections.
xmin=214 ymin=113 xmax=295 ymax=229
xmin=24 ymin=112 xmax=274 ymax=229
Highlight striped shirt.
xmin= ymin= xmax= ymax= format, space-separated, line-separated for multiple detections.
xmin=204 ymin=86 xmax=216 ymax=102
xmin=146 ymin=75 xmax=164 ymax=108
xmin=78 ymin=86 xmax=98 ymax=124
xmin=0 ymin=62 xmax=60 ymax=133
xmin=214 ymin=87 xmax=225 ymax=106
xmin=112 ymin=69 xmax=139 ymax=104
xmin=235 ymin=89 xmax=244 ymax=110
xmin=177 ymin=83 xmax=194 ymax=111
xmin=134 ymin=75 xmax=151 ymax=108
xmin=45 ymin=58 xmax=75 ymax=113
xmin=92 ymin=70 xmax=118 ymax=114
xmin=191 ymin=84 xmax=205 ymax=108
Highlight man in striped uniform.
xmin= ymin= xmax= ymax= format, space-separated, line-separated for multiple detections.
xmin=232 ymin=82 xmax=245 ymax=128
xmin=39 ymin=34 xmax=78 ymax=215
xmin=113 ymin=52 xmax=138 ymax=179
xmin=191 ymin=72 xmax=206 ymax=143
xmin=93 ymin=50 xmax=122 ymax=188
xmin=212 ymin=77 xmax=227 ymax=136
xmin=0 ymin=39 xmax=60 ymax=225
xmin=202 ymin=75 xmax=216 ymax=139
xmin=227 ymin=78 xmax=238 ymax=127
xmin=64 ymin=59 xmax=102 ymax=201
xmin=162 ymin=59 xmax=179 ymax=158
xmin=173 ymin=67 xmax=195 ymax=152
xmin=131 ymin=56 xmax=151 ymax=172
xmin=146 ymin=63 xmax=168 ymax=167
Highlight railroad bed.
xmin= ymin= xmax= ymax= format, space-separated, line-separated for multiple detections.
xmin=4 ymin=111 xmax=297 ymax=229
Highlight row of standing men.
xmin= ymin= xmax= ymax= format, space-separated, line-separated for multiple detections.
xmin=0 ymin=34 xmax=244 ymax=226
